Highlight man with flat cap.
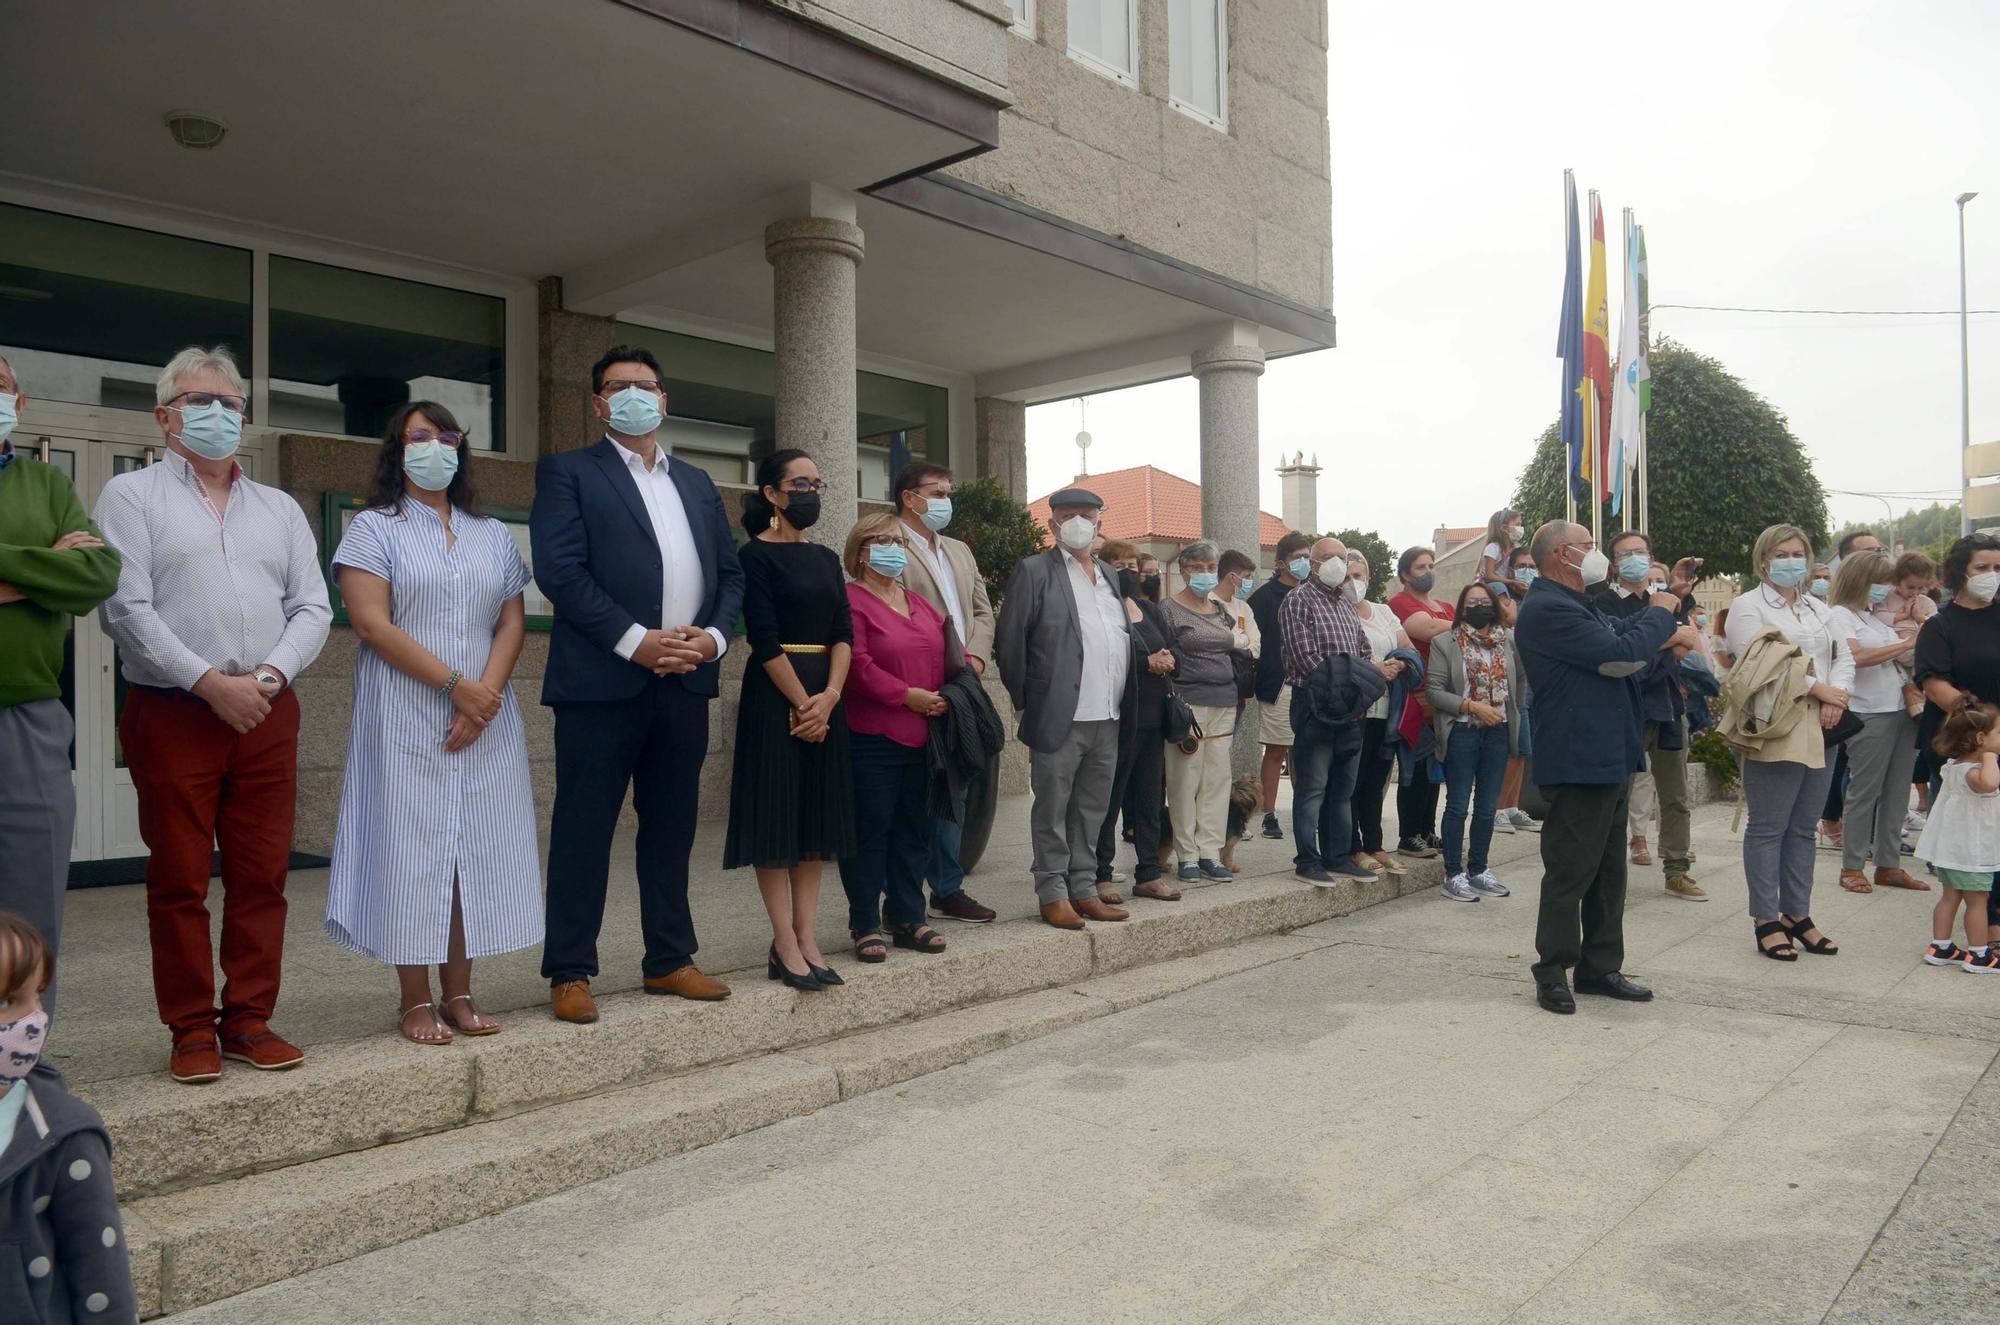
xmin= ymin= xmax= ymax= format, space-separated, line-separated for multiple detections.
xmin=995 ymin=487 xmax=1133 ymax=929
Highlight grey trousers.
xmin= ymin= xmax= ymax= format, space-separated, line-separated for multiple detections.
xmin=1842 ymin=711 xmax=1918 ymax=871
xmin=1028 ymin=719 xmax=1121 ymax=905
xmin=1741 ymin=756 xmax=1836 ymax=919
xmin=0 ymin=699 xmax=75 ymax=1017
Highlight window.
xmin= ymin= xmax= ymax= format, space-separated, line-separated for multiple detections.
xmin=1005 ymin=0 xmax=1033 ymax=37
xmin=268 ymin=257 xmax=506 ymax=451
xmin=1068 ymin=0 xmax=1136 ymax=82
xmin=0 ymin=202 xmax=252 ymax=414
xmin=615 ymin=323 xmax=943 ymax=501
xmin=1169 ymin=0 xmax=1227 ymax=125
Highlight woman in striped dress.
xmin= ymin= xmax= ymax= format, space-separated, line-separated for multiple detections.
xmin=326 ymin=402 xmax=543 ymax=1044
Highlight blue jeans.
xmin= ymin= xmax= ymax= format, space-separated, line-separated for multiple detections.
xmin=928 ymin=789 xmax=966 ymax=900
xmin=1440 ymin=721 xmax=1510 ymax=876
xmin=1290 ymin=701 xmax=1363 ymax=870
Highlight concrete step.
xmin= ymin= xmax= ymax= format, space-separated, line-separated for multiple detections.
xmin=81 ymin=859 xmax=1440 ymax=1203
xmin=122 ymin=928 xmax=1346 ymax=1317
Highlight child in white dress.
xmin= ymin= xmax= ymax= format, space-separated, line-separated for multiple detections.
xmin=1915 ymin=702 xmax=2000 ymax=971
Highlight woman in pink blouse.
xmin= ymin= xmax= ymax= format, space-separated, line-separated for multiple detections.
xmin=836 ymin=514 xmax=960 ymax=962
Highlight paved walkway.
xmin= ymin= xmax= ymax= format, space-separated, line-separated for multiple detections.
xmin=174 ymin=803 xmax=2000 ymax=1323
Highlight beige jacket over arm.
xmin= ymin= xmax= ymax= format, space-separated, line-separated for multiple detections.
xmin=898 ymin=526 xmax=996 ymax=664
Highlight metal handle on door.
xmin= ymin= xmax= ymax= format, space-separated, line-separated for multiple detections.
xmin=37 ymin=435 xmax=49 ymax=463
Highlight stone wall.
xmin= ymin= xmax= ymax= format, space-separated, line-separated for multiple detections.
xmin=945 ymin=0 xmax=1332 ymax=310
xmin=772 ymin=0 xmax=1016 ymax=102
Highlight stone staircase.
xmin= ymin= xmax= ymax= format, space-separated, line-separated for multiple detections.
xmin=82 ymin=848 xmax=1515 ymax=1317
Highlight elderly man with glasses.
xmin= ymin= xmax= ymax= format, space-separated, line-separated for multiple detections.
xmin=0 ymin=354 xmax=123 ymax=1022
xmin=93 ymin=345 xmax=331 ymax=1082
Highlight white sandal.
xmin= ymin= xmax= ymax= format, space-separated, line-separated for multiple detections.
xmin=444 ymin=994 xmax=502 ymax=1036
xmin=399 ymin=1002 xmax=453 ymax=1046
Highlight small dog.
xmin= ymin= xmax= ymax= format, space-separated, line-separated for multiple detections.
xmin=1158 ymin=775 xmax=1264 ymax=873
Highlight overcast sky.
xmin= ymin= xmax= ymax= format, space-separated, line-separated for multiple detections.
xmin=1025 ymin=0 xmax=1998 ymax=555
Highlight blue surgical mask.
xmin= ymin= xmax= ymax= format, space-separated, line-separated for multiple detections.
xmin=1767 ymin=556 xmax=1809 ymax=588
xmin=1189 ymin=572 xmax=1219 ymax=596
xmin=919 ymin=496 xmax=952 ymax=533
xmin=0 ymin=391 xmax=17 ymax=445
xmin=1617 ymin=553 xmax=1650 ymax=583
xmin=1235 ymin=576 xmax=1254 ymax=600
xmin=175 ymin=400 xmax=242 ymax=460
xmin=1867 ymin=583 xmax=1891 ymax=606
xmin=603 ymin=386 xmax=663 ymax=437
xmin=403 ymin=440 xmax=460 ymax=492
xmin=865 ymin=543 xmax=907 ymax=577
xmin=1810 ymin=578 xmax=1830 ymax=598
xmin=1513 ymin=567 xmax=1538 ymax=587
xmin=1288 ymin=556 xmax=1311 ymax=582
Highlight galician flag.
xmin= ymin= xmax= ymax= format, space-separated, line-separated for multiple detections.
xmin=1582 ymin=192 xmax=1612 ymax=500
xmin=1610 ymin=210 xmax=1649 ymax=516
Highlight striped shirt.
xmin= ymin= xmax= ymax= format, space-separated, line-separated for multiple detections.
xmin=323 ymin=502 xmax=543 ymax=965
xmin=1278 ymin=577 xmax=1371 ymax=687
xmin=93 ymin=450 xmax=331 ymax=688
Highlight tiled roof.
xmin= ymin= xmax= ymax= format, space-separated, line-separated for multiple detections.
xmin=1028 ymin=465 xmax=1292 ymax=550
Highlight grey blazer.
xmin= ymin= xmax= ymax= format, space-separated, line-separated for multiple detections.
xmin=1425 ymin=628 xmax=1525 ymax=760
xmin=994 ymin=547 xmax=1129 ymax=753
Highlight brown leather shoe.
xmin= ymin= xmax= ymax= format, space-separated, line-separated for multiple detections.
xmin=169 ymin=1033 xmax=222 ymax=1084
xmin=1874 ymin=867 xmax=1931 ymax=891
xmin=219 ymin=1024 xmax=304 ymax=1071
xmin=1040 ymin=899 xmax=1086 ymax=930
xmin=1072 ymin=896 xmax=1130 ymax=923
xmin=551 ymin=979 xmax=599 ymax=1024
xmin=643 ymin=965 xmax=731 ymax=1001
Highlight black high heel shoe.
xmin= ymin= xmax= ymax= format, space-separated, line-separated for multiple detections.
xmin=806 ymin=961 xmax=844 ymax=986
xmin=767 ymin=945 xmax=824 ymax=992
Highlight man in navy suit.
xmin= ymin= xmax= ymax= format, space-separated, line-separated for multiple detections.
xmin=530 ymin=346 xmax=746 ymax=1022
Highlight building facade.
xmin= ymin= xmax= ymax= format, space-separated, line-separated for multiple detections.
xmin=3 ymin=0 xmax=1332 ymax=866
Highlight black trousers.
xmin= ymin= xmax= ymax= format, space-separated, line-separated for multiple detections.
xmin=838 ymin=733 xmax=930 ymax=936
xmin=1100 ymin=716 xmax=1166 ymax=884
xmin=1532 ymin=781 xmax=1630 ymax=989
xmin=1350 ymin=716 xmax=1392 ymax=855
xmin=543 ymin=678 xmax=709 ymax=982
xmin=1397 ymin=757 xmax=1441 ymax=842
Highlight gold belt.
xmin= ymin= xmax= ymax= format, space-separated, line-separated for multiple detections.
xmin=780 ymin=644 xmax=829 ymax=655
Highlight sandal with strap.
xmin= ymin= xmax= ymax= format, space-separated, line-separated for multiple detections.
xmin=1753 ymin=921 xmax=1798 ymax=962
xmin=1839 ymin=869 xmax=1873 ymax=893
xmin=1784 ymin=915 xmax=1839 ymax=956
xmin=891 ymin=924 xmax=947 ymax=954
xmin=399 ymin=1002 xmax=454 ymax=1046
xmin=443 ymin=994 xmax=502 ymax=1036
xmin=1133 ymin=879 xmax=1183 ymax=901
xmin=854 ymin=932 xmax=888 ymax=963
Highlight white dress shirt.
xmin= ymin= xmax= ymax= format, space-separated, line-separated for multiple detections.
xmin=606 ymin=439 xmax=730 ymax=663
xmin=1065 ymin=551 xmax=1129 ymax=721
xmin=94 ymin=449 xmax=331 ymax=688
xmin=1723 ymin=583 xmax=1854 ymax=693
xmin=910 ymin=525 xmax=969 ymax=642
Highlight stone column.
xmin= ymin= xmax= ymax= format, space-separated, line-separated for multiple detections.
xmin=1193 ymin=342 xmax=1267 ymax=777
xmin=536 ymin=276 xmax=619 ymax=456
xmin=975 ymin=397 xmax=1027 ymax=501
xmin=1192 ymin=343 xmax=1266 ymax=562
xmin=765 ymin=217 xmax=865 ymax=538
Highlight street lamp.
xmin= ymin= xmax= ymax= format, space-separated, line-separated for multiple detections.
xmin=1960 ymin=191 xmax=1978 ymax=535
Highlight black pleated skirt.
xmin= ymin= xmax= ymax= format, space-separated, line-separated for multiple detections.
xmin=722 ymin=653 xmax=857 ymax=869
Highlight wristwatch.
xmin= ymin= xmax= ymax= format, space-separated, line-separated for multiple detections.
xmin=252 ymin=666 xmax=283 ymax=688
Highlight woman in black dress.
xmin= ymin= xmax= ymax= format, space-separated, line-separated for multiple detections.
xmin=724 ymin=449 xmax=857 ymax=992
xmin=1096 ymin=540 xmax=1182 ymax=900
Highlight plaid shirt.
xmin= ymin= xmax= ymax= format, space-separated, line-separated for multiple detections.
xmin=1279 ymin=577 xmax=1371 ymax=686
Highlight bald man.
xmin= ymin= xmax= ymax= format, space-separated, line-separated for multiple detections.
xmin=1514 ymin=521 xmax=1692 ymax=1013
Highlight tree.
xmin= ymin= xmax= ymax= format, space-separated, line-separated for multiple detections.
xmin=1832 ymin=501 xmax=1962 ymax=567
xmin=950 ymin=477 xmax=1046 ymax=606
xmin=1331 ymin=528 xmax=1394 ymax=602
xmin=1511 ymin=339 xmax=1828 ymax=577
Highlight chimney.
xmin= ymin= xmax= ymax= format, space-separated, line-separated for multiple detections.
xmin=1434 ymin=525 xmax=1450 ymax=555
xmin=1276 ymin=450 xmax=1320 ymax=534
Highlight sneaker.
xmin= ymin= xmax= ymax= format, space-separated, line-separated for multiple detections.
xmin=1903 ymin=810 xmax=1928 ymax=834
xmin=931 ymin=890 xmax=997 ymax=924
xmin=1664 ymin=875 xmax=1708 ymax=901
xmin=1423 ymin=833 xmax=1446 ymax=854
xmin=1467 ymin=869 xmax=1510 ymax=897
xmin=1965 ymin=946 xmax=2000 ymax=973
xmin=1924 ymin=941 xmax=1968 ymax=967
xmin=1507 ymin=808 xmax=1539 ymax=831
xmin=1295 ymin=862 xmax=1337 ymax=887
xmin=1330 ymin=858 xmax=1379 ymax=882
xmin=1177 ymin=862 xmax=1201 ymax=882
xmin=1440 ymin=873 xmax=1481 ymax=903
xmin=1197 ymin=858 xmax=1233 ymax=881
xmin=1262 ymin=812 xmax=1284 ymax=840
xmin=1398 ymin=836 xmax=1440 ymax=859
xmin=1493 ymin=812 xmax=1516 ymax=835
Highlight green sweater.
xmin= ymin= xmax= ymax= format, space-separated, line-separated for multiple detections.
xmin=0 ymin=451 xmax=123 ymax=708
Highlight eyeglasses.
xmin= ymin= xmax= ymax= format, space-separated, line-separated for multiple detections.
xmin=404 ymin=429 xmax=465 ymax=447
xmin=600 ymin=380 xmax=663 ymax=396
xmin=779 ymin=478 xmax=824 ymax=493
xmin=169 ymin=392 xmax=247 ymax=414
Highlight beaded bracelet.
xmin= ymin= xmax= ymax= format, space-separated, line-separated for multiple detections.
xmin=438 ymin=669 xmax=461 ymax=698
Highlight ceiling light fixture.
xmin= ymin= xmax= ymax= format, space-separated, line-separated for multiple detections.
xmin=164 ymin=111 xmax=227 ymax=150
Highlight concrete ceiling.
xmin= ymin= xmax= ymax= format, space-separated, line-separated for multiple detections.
xmin=1 ymin=0 xmax=976 ymax=278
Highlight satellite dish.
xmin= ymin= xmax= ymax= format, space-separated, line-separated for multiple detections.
xmin=1075 ymin=430 xmax=1092 ymax=451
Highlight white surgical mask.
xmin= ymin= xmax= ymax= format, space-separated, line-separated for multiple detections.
xmin=1057 ymin=515 xmax=1096 ymax=550
xmin=1315 ymin=558 xmax=1347 ymax=589
xmin=1344 ymin=576 xmax=1366 ymax=603
xmin=1969 ymin=571 xmax=2000 ymax=604
xmin=1570 ymin=545 xmax=1610 ymax=586
xmin=1645 ymin=581 xmax=1667 ymax=595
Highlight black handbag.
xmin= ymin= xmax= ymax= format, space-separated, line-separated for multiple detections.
xmin=1229 ymin=648 xmax=1257 ymax=702
xmin=1162 ymin=681 xmax=1203 ymax=752
xmin=1822 ymin=707 xmax=1864 ymax=748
